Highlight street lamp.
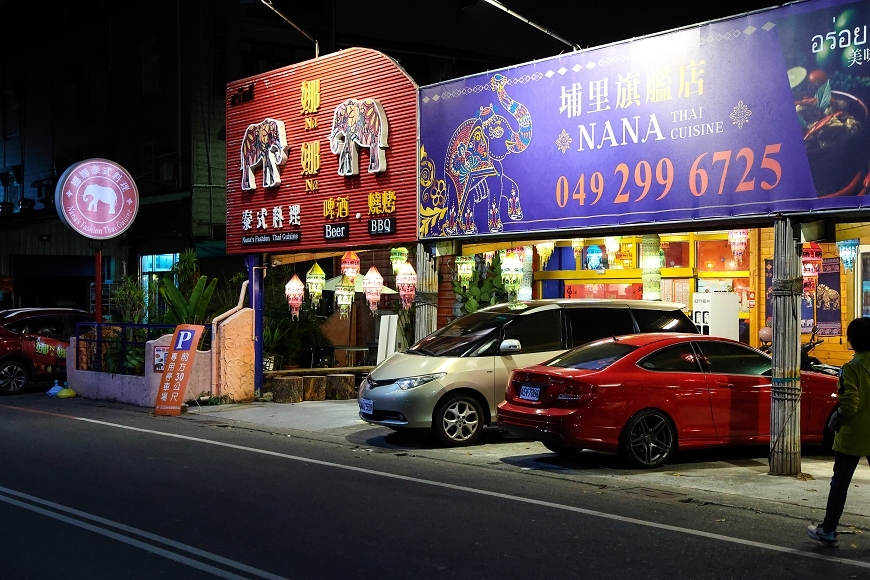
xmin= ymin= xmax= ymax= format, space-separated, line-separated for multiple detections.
xmin=261 ymin=0 xmax=320 ymax=58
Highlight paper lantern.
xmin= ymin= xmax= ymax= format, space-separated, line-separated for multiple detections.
xmin=396 ymin=262 xmax=417 ymax=310
xmin=536 ymin=241 xmax=555 ymax=269
xmin=586 ymin=245 xmax=603 ymax=270
xmin=641 ymin=234 xmax=663 ymax=301
xmin=727 ymin=229 xmax=749 ymax=264
xmin=483 ymin=251 xmax=494 ymax=266
xmin=572 ymin=238 xmax=584 ymax=264
xmin=455 ymin=255 xmax=475 ymax=291
xmin=284 ymin=274 xmax=305 ymax=320
xmin=306 ymin=262 xmax=326 ymax=307
xmin=510 ymin=247 xmax=527 ymax=265
xmin=390 ymin=247 xmax=409 ymax=275
xmin=837 ymin=238 xmax=860 ymax=271
xmin=362 ymin=266 xmax=384 ymax=315
xmin=335 ymin=274 xmax=355 ymax=320
xmin=341 ymin=251 xmax=360 ymax=283
xmin=501 ymin=253 xmax=524 ymax=305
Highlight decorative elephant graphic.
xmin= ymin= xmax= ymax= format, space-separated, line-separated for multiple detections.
xmin=82 ymin=184 xmax=117 ymax=214
xmin=443 ymin=74 xmax=531 ymax=234
xmin=816 ymin=284 xmax=841 ymax=310
xmin=240 ymin=118 xmax=290 ymax=191
xmin=329 ymin=98 xmax=389 ymax=176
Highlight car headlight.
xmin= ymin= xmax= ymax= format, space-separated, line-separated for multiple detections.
xmin=396 ymin=373 xmax=445 ymax=390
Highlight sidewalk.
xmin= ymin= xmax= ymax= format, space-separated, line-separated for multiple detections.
xmin=184 ymin=399 xmax=870 ymax=527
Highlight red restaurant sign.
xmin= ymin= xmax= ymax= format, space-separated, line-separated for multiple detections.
xmin=54 ymin=158 xmax=139 ymax=240
xmin=225 ymin=48 xmax=418 ymax=255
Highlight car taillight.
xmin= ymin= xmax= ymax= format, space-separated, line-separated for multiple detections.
xmin=555 ymin=381 xmax=593 ymax=407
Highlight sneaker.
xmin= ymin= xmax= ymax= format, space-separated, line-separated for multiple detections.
xmin=806 ymin=524 xmax=839 ymax=547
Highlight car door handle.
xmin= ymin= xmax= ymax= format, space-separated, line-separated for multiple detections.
xmin=717 ymin=381 xmax=735 ymax=388
xmin=23 ymin=335 xmax=36 ymax=341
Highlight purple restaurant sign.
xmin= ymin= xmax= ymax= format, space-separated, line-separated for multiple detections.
xmin=55 ymin=159 xmax=139 ymax=240
xmin=419 ymin=0 xmax=870 ymax=239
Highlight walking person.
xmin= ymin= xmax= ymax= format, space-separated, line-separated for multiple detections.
xmin=807 ymin=317 xmax=870 ymax=548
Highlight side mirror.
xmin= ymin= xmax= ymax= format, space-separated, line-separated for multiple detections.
xmin=500 ymin=339 xmax=522 ymax=353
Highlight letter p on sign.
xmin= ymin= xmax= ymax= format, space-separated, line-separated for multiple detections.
xmin=175 ymin=330 xmax=195 ymax=350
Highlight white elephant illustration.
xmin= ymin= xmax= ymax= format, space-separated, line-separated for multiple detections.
xmin=82 ymin=184 xmax=118 ymax=214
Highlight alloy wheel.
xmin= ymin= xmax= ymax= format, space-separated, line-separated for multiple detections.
xmin=0 ymin=362 xmax=28 ymax=394
xmin=441 ymin=399 xmax=480 ymax=443
xmin=626 ymin=412 xmax=674 ymax=467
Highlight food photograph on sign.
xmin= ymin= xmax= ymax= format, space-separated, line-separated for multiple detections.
xmin=418 ymin=0 xmax=870 ymax=240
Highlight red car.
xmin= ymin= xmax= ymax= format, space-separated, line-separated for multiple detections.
xmin=497 ymin=333 xmax=839 ymax=468
xmin=0 ymin=308 xmax=93 ymax=395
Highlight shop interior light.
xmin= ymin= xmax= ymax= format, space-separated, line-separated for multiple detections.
xmin=335 ymin=274 xmax=356 ymax=320
xmin=390 ymin=247 xmax=409 ymax=275
xmin=395 ymin=262 xmax=418 ymax=311
xmin=341 ymin=251 xmax=361 ymax=283
xmin=454 ymin=255 xmax=475 ymax=291
xmin=306 ymin=262 xmax=326 ymax=307
xmin=727 ymin=229 xmax=749 ymax=265
xmin=362 ymin=266 xmax=384 ymax=315
xmin=641 ymin=234 xmax=663 ymax=301
xmin=837 ymin=238 xmax=860 ymax=271
xmin=483 ymin=251 xmax=494 ymax=266
xmin=535 ymin=241 xmax=555 ymax=269
xmin=285 ymin=274 xmax=305 ymax=320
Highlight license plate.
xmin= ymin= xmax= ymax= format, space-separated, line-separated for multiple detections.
xmin=359 ymin=398 xmax=374 ymax=414
xmin=519 ymin=385 xmax=541 ymax=401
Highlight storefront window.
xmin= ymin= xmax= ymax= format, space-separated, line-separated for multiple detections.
xmin=141 ymin=253 xmax=178 ymax=321
xmin=696 ymin=240 xmax=742 ymax=272
xmin=859 ymin=248 xmax=870 ymax=318
xmin=697 ymin=278 xmax=751 ymax=313
xmin=661 ymin=241 xmax=689 ymax=268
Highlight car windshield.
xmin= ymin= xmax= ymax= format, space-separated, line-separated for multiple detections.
xmin=408 ymin=311 xmax=514 ymax=357
xmin=545 ymin=341 xmax=637 ymax=370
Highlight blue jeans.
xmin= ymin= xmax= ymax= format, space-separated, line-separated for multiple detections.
xmin=822 ymin=451 xmax=870 ymax=533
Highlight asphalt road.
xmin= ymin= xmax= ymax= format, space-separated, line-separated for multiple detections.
xmin=3 ymin=395 xmax=870 ymax=580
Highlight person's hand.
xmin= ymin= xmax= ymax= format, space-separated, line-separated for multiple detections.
xmin=828 ymin=410 xmax=843 ymax=432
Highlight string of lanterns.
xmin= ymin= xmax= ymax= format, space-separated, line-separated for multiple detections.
xmin=284 ymin=247 xmax=417 ymax=320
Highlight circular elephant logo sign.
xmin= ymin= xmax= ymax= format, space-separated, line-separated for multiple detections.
xmin=54 ymin=158 xmax=139 ymax=240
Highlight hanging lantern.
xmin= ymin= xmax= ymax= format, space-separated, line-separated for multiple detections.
xmin=362 ymin=266 xmax=384 ymax=315
xmin=536 ymin=241 xmax=555 ymax=269
xmin=395 ymin=262 xmax=417 ymax=311
xmin=390 ymin=247 xmax=409 ymax=275
xmin=511 ymin=247 xmax=527 ymax=264
xmin=641 ymin=234 xmax=663 ymax=301
xmin=306 ymin=262 xmax=326 ymax=307
xmin=334 ymin=274 xmax=355 ymax=320
xmin=483 ymin=251 xmax=494 ymax=266
xmin=837 ymin=238 xmax=860 ymax=271
xmin=727 ymin=229 xmax=750 ymax=264
xmin=501 ymin=253 xmax=524 ymax=306
xmin=341 ymin=251 xmax=361 ymax=283
xmin=586 ymin=245 xmax=603 ymax=270
xmin=455 ymin=255 xmax=475 ymax=290
xmin=284 ymin=274 xmax=305 ymax=320
xmin=604 ymin=237 xmax=621 ymax=268
xmin=572 ymin=238 xmax=585 ymax=264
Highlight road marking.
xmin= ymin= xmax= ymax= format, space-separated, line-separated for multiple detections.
xmin=0 ymin=486 xmax=290 ymax=580
xmin=63 ymin=416 xmax=870 ymax=570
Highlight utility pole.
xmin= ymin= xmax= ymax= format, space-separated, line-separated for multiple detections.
xmin=769 ymin=216 xmax=803 ymax=475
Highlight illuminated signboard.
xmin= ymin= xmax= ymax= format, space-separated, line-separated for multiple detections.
xmin=54 ymin=159 xmax=139 ymax=240
xmin=419 ymin=0 xmax=870 ymax=239
xmin=226 ymin=48 xmax=417 ymax=254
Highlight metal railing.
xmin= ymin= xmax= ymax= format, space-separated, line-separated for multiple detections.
xmin=74 ymin=322 xmax=211 ymax=376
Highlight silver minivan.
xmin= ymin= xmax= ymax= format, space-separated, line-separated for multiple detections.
xmin=358 ymin=299 xmax=699 ymax=446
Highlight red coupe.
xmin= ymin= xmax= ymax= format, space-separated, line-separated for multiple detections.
xmin=497 ymin=333 xmax=839 ymax=468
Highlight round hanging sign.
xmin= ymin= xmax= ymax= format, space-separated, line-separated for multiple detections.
xmin=54 ymin=158 xmax=139 ymax=240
